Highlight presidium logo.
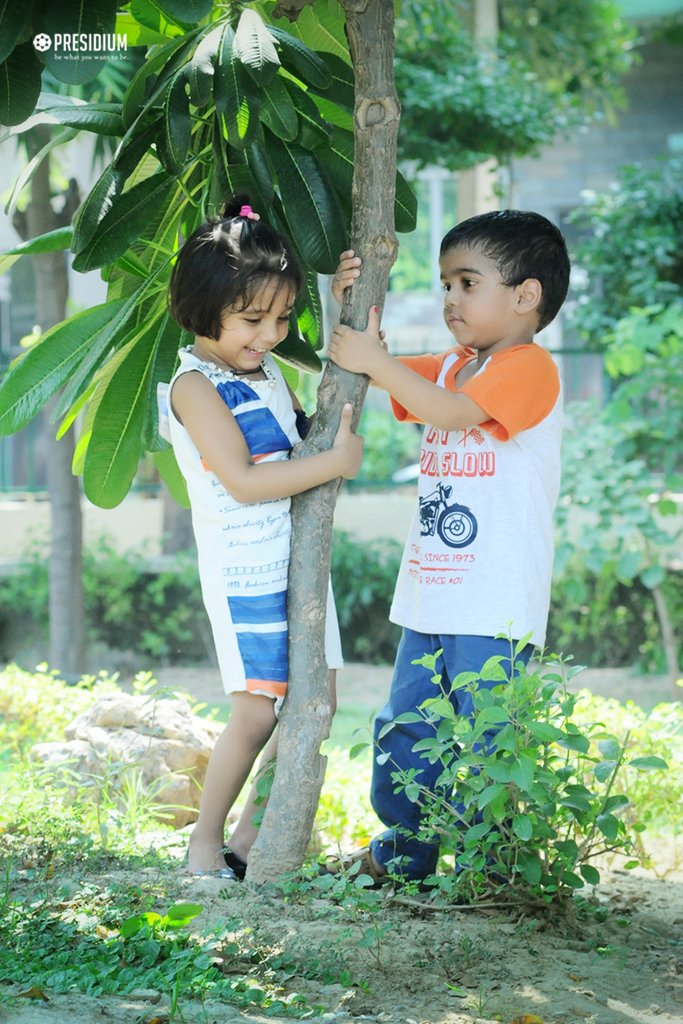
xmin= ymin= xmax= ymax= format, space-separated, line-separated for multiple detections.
xmin=32 ymin=32 xmax=128 ymax=58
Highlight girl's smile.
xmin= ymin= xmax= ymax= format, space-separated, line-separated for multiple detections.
xmin=193 ymin=278 xmax=295 ymax=374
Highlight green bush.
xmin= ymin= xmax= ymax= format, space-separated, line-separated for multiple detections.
xmin=365 ymin=647 xmax=671 ymax=903
xmin=0 ymin=541 xmax=210 ymax=667
xmin=547 ymin=562 xmax=683 ymax=672
xmin=331 ymin=530 xmax=403 ymax=664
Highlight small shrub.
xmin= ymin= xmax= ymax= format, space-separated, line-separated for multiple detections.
xmin=365 ymin=645 xmax=669 ymax=903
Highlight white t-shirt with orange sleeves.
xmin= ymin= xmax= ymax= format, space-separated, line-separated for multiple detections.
xmin=389 ymin=343 xmax=562 ymax=647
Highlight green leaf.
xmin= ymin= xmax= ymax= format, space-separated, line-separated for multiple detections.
xmin=593 ymin=760 xmax=618 ymax=783
xmin=395 ymin=168 xmax=418 ymax=233
xmin=259 ymin=74 xmax=298 ymax=141
xmin=313 ymin=51 xmax=354 ymax=108
xmin=627 ymin=755 xmax=668 ymax=770
xmin=477 ymin=782 xmax=507 ymax=810
xmin=84 ymin=317 xmax=161 ymax=507
xmin=0 ymin=300 xmax=127 ymax=434
xmin=4 ymin=125 xmax=76 ymax=217
xmin=72 ymin=166 xmax=125 ymax=253
xmin=234 ymin=8 xmax=280 ymax=87
xmin=273 ymin=329 xmax=322 ymax=374
xmin=29 ymin=95 xmax=123 ymax=135
xmin=154 ymin=448 xmax=189 ymax=507
xmin=284 ymin=3 xmax=349 ymax=61
xmin=598 ymin=736 xmax=621 ymax=760
xmin=72 ymin=170 xmax=174 ymax=272
xmin=286 ymin=80 xmax=331 ymax=150
xmin=579 ymin=864 xmax=601 ymax=885
xmin=158 ymin=70 xmax=191 ymax=174
xmin=640 ymin=564 xmax=666 ymax=589
xmin=528 ymin=720 xmax=564 ymax=743
xmin=269 ymin=27 xmax=332 ymax=90
xmin=512 ymin=814 xmax=533 ymax=840
xmin=616 ymin=547 xmax=642 ymax=582
xmin=0 ymin=42 xmax=43 ymax=126
xmin=596 ymin=812 xmax=620 ymax=840
xmin=121 ymin=32 xmax=194 ymax=129
xmin=41 ymin=0 xmax=119 ymax=86
xmin=516 ymin=850 xmax=542 ymax=885
xmin=214 ymin=25 xmax=259 ymax=150
xmin=268 ymin=138 xmax=348 ymax=274
xmin=510 ymin=754 xmax=535 ymax=792
xmin=166 ymin=902 xmax=203 ymax=923
xmin=115 ymin=11 xmax=175 ymax=46
xmin=187 ymin=24 xmax=223 ymax=107
xmin=0 ymin=227 xmax=73 ymax=276
xmin=295 ymin=268 xmax=323 ymax=349
xmin=557 ymin=731 xmax=591 ymax=754
xmin=0 ymin=2 xmax=33 ymax=65
xmin=479 ymin=656 xmax=509 ymax=682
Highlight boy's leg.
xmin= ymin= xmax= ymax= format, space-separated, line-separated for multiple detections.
xmin=370 ymin=628 xmax=444 ymax=880
xmin=188 ymin=691 xmax=277 ymax=873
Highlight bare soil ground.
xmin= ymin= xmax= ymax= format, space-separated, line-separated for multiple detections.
xmin=3 ymin=665 xmax=681 ymax=1024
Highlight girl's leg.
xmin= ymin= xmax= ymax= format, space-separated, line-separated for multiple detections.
xmin=188 ymin=692 xmax=276 ymax=873
xmin=227 ymin=670 xmax=338 ymax=862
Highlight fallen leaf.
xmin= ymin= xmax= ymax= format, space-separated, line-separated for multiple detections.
xmin=510 ymin=1016 xmax=546 ymax=1024
xmin=18 ymin=987 xmax=50 ymax=1002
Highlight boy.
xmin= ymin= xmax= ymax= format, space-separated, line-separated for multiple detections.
xmin=328 ymin=210 xmax=570 ymax=883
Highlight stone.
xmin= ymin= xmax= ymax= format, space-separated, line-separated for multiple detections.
xmin=31 ymin=693 xmax=222 ymax=827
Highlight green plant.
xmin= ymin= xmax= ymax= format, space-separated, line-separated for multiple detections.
xmin=369 ymin=645 xmax=668 ymax=903
xmin=568 ymin=159 xmax=683 ymax=348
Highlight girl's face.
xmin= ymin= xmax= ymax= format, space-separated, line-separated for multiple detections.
xmin=194 ymin=279 xmax=295 ymax=372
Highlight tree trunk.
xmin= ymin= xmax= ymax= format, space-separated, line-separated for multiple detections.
xmin=247 ymin=0 xmax=400 ymax=883
xmin=22 ymin=129 xmax=86 ymax=676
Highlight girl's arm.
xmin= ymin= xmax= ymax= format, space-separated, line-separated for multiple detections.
xmin=171 ymin=371 xmax=363 ymax=504
xmin=328 ymin=309 xmax=486 ymax=432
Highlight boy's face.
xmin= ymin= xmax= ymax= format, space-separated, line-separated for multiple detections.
xmin=439 ymin=244 xmax=535 ymax=354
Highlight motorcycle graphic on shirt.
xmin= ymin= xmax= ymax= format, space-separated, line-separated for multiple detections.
xmin=419 ymin=482 xmax=478 ymax=548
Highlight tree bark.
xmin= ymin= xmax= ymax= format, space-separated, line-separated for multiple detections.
xmin=247 ymin=0 xmax=400 ymax=883
xmin=21 ymin=128 xmax=86 ymax=677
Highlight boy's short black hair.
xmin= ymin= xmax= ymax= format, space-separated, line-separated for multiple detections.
xmin=440 ymin=210 xmax=570 ymax=330
xmin=169 ymin=194 xmax=302 ymax=340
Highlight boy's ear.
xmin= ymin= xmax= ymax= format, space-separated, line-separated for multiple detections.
xmin=514 ymin=278 xmax=542 ymax=315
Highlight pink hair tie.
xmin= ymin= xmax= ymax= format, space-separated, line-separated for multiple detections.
xmin=238 ymin=204 xmax=259 ymax=220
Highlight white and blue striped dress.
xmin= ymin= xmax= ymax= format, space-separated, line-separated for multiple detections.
xmin=161 ymin=347 xmax=342 ymax=702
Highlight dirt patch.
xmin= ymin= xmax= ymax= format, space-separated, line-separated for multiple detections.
xmin=3 ymin=866 xmax=682 ymax=1024
xmin=4 ymin=665 xmax=680 ymax=1024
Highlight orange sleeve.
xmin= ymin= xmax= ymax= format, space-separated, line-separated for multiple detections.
xmin=390 ymin=351 xmax=456 ymax=422
xmin=459 ymin=344 xmax=560 ymax=441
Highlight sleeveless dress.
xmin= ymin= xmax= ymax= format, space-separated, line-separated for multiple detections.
xmin=159 ymin=348 xmax=342 ymax=702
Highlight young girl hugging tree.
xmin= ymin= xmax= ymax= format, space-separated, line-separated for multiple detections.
xmin=160 ymin=195 xmax=363 ymax=878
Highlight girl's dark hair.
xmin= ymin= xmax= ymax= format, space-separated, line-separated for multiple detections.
xmin=169 ymin=194 xmax=302 ymax=340
xmin=440 ymin=209 xmax=570 ymax=330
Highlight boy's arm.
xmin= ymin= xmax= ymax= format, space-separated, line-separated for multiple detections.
xmin=329 ymin=309 xmax=487 ymax=432
xmin=171 ymin=372 xmax=363 ymax=504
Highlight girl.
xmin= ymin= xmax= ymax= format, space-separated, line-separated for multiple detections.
xmin=161 ymin=196 xmax=363 ymax=877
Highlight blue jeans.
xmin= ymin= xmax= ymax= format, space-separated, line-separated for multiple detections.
xmin=369 ymin=629 xmax=532 ymax=880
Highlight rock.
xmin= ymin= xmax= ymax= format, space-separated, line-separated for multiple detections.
xmin=31 ymin=693 xmax=222 ymax=827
